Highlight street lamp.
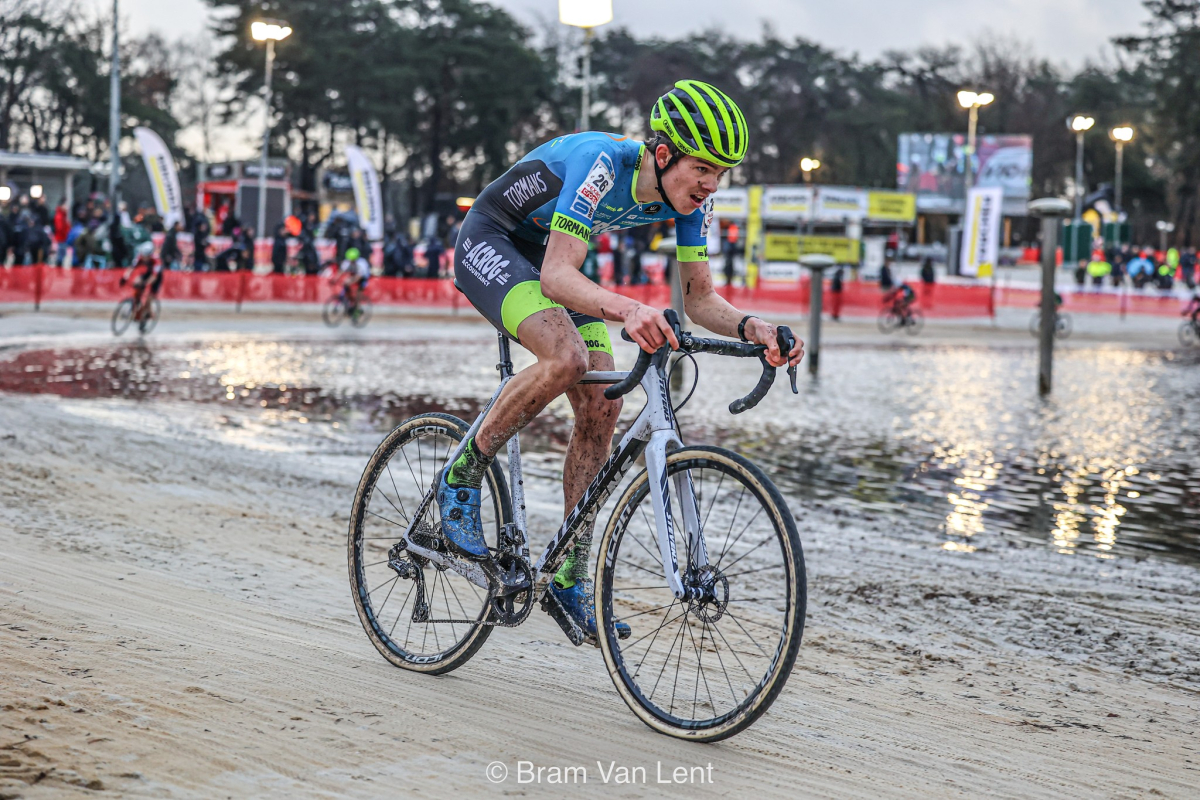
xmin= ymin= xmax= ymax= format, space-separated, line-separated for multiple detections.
xmin=957 ymin=90 xmax=994 ymax=193
xmin=1067 ymin=114 xmax=1095 ymax=220
xmin=1156 ymin=219 xmax=1175 ymax=254
xmin=1110 ymin=126 xmax=1134 ymax=215
xmin=800 ymin=157 xmax=821 ymax=184
xmin=559 ymin=0 xmax=612 ymax=131
xmin=252 ymin=19 xmax=292 ymax=245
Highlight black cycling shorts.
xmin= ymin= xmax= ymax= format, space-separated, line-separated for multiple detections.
xmin=453 ymin=210 xmax=612 ymax=355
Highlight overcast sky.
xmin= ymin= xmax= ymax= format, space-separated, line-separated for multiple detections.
xmin=118 ymin=0 xmax=1151 ymax=160
xmin=123 ymin=0 xmax=1150 ymax=66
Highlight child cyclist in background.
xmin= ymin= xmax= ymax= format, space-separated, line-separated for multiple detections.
xmin=338 ymin=247 xmax=371 ymax=311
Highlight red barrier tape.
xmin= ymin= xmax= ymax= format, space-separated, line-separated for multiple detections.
xmin=0 ymin=264 xmax=1031 ymax=319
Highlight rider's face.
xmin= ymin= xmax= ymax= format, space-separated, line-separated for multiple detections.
xmin=655 ymin=147 xmax=727 ymax=211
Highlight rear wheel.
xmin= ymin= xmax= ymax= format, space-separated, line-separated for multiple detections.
xmin=349 ymin=413 xmax=511 ymax=674
xmin=111 ymin=299 xmax=134 ymax=336
xmin=904 ymin=307 xmax=925 ymax=335
xmin=1181 ymin=320 xmax=1199 ymax=347
xmin=323 ymin=297 xmax=345 ymax=327
xmin=877 ymin=309 xmax=900 ymax=334
xmin=596 ymin=446 xmax=806 ymax=742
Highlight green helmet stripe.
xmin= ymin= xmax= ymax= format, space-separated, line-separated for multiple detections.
xmin=694 ymin=82 xmax=732 ymax=153
xmin=665 ymin=92 xmax=703 ymax=154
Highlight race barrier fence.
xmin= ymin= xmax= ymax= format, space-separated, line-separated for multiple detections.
xmin=1 ymin=264 xmax=1192 ymax=319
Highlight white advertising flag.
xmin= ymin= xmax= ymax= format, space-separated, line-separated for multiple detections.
xmin=345 ymin=145 xmax=384 ymax=241
xmin=960 ymin=186 xmax=1003 ymax=278
xmin=133 ymin=127 xmax=183 ymax=228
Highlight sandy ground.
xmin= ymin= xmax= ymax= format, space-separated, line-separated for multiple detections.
xmin=1 ymin=309 xmax=1198 ymax=798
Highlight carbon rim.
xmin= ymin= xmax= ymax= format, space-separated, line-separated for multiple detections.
xmin=599 ymin=449 xmax=804 ymax=738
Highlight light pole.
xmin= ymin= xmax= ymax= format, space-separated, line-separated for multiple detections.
xmin=956 ymin=91 xmax=994 ymax=194
xmin=1028 ymin=198 xmax=1073 ymax=395
xmin=559 ymin=0 xmax=612 ymax=131
xmin=1110 ymin=126 xmax=1134 ymax=215
xmin=252 ymin=20 xmax=292 ymax=243
xmin=109 ymin=0 xmax=120 ymax=222
xmin=1067 ymin=114 xmax=1095 ymax=220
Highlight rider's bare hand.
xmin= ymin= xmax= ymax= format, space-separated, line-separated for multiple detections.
xmin=625 ymin=303 xmax=679 ymax=354
xmin=746 ymin=318 xmax=804 ymax=367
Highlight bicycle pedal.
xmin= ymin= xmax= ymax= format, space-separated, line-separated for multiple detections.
xmin=539 ymin=590 xmax=586 ymax=647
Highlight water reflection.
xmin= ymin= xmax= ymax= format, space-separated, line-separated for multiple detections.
xmin=1 ymin=338 xmax=1197 ymax=565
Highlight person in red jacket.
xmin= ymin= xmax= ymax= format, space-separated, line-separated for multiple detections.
xmin=52 ymin=199 xmax=70 ymax=266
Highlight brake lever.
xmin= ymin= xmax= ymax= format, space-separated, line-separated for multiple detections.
xmin=777 ymin=325 xmax=799 ymax=394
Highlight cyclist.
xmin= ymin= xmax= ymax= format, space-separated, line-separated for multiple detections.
xmin=441 ymin=79 xmax=804 ymax=643
xmin=119 ymin=241 xmax=163 ymax=319
xmin=883 ymin=281 xmax=917 ymax=320
xmin=1184 ymin=292 xmax=1200 ymax=323
xmin=337 ymin=247 xmax=371 ymax=311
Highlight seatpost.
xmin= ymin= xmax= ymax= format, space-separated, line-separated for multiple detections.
xmin=497 ymin=332 xmax=514 ymax=378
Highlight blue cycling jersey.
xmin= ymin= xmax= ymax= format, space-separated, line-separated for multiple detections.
xmin=471 ymin=131 xmax=713 ymax=264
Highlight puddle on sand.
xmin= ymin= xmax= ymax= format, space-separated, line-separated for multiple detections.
xmin=2 ymin=338 xmax=1198 ymax=566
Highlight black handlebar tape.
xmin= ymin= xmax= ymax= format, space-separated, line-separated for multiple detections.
xmin=604 ymin=348 xmax=654 ymax=400
xmin=729 ymin=355 xmax=777 ymax=414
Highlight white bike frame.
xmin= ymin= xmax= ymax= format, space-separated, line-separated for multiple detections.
xmin=400 ymin=333 xmax=706 ymax=601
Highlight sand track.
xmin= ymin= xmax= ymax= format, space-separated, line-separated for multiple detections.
xmin=1 ymin=316 xmax=1198 ymax=798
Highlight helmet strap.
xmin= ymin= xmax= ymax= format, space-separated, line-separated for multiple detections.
xmin=652 ymin=148 xmax=682 ymax=214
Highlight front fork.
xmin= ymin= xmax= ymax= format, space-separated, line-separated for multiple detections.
xmin=643 ymin=431 xmax=709 ymax=600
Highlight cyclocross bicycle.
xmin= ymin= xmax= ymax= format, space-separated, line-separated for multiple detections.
xmin=1180 ymin=307 xmax=1199 ymax=347
xmin=348 ymin=310 xmax=806 ymax=741
xmin=878 ymin=301 xmax=924 ymax=335
xmin=1029 ymin=309 xmax=1072 ymax=340
xmin=323 ymin=288 xmax=372 ymax=328
xmin=111 ymin=289 xmax=160 ymax=336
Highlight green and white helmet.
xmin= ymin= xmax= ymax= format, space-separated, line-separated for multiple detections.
xmin=649 ymin=80 xmax=748 ymax=168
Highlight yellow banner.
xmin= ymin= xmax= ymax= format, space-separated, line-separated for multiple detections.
xmin=744 ymin=185 xmax=764 ymax=288
xmin=763 ymin=234 xmax=861 ymax=264
xmin=867 ymin=191 xmax=917 ymax=223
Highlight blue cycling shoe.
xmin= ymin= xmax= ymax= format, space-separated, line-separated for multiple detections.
xmin=436 ymin=469 xmax=489 ymax=561
xmin=547 ymin=578 xmax=631 ymax=646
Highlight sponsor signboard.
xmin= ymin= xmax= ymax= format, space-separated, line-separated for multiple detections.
xmin=960 ymin=187 xmax=1003 ymax=278
xmin=897 ymin=132 xmax=1032 ymax=214
xmin=711 ymin=187 xmax=749 ymax=218
xmin=866 ymin=191 xmax=917 ymax=223
xmin=345 ymin=146 xmax=384 ymax=241
xmin=815 ymin=187 xmax=868 ymax=221
xmin=762 ymin=186 xmax=814 ymax=220
xmin=763 ymin=234 xmax=861 ymax=264
xmin=134 ymin=127 xmax=184 ymax=228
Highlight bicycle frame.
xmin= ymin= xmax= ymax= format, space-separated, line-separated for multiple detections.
xmin=400 ymin=332 xmax=704 ymax=601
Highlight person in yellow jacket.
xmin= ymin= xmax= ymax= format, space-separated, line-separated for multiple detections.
xmin=1086 ymin=258 xmax=1112 ymax=290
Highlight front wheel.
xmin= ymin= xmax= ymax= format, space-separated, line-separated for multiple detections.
xmin=596 ymin=446 xmax=806 ymax=742
xmin=1054 ymin=312 xmax=1072 ymax=340
xmin=1181 ymin=320 xmax=1200 ymax=348
xmin=348 ymin=413 xmax=511 ymax=675
xmin=323 ymin=297 xmax=345 ymax=327
xmin=111 ymin=299 xmax=134 ymax=336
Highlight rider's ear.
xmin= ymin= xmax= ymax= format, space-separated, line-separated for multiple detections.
xmin=655 ymin=144 xmax=673 ymax=168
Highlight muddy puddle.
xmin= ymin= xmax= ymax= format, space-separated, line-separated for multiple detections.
xmin=2 ymin=337 xmax=1197 ymax=565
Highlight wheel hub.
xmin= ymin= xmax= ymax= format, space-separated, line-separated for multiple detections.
xmin=686 ymin=565 xmax=729 ymax=623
